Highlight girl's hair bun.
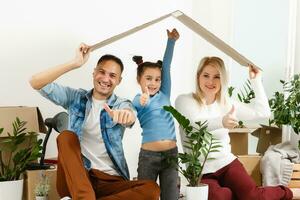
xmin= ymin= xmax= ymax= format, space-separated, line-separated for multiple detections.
xmin=156 ymin=60 xmax=162 ymax=66
xmin=132 ymin=56 xmax=143 ymax=65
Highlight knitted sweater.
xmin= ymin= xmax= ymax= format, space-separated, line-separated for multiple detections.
xmin=261 ymin=141 xmax=300 ymax=186
xmin=175 ymin=77 xmax=270 ymax=174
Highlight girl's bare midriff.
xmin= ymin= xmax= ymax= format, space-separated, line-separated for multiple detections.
xmin=141 ymin=140 xmax=176 ymax=151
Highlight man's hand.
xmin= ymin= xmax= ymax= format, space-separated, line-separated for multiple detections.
xmin=72 ymin=43 xmax=91 ymax=68
xmin=140 ymin=87 xmax=150 ymax=106
xmin=222 ymin=105 xmax=238 ymax=129
xmin=103 ymin=103 xmax=135 ymax=126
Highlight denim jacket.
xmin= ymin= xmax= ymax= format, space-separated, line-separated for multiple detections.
xmin=39 ymin=83 xmax=135 ymax=180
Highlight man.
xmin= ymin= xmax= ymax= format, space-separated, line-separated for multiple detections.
xmin=29 ymin=43 xmax=160 ymax=200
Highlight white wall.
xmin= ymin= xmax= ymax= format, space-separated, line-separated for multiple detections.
xmin=231 ymin=0 xmax=289 ymax=97
xmin=230 ymin=0 xmax=290 ymax=152
xmin=0 ymin=0 xmax=292 ymax=178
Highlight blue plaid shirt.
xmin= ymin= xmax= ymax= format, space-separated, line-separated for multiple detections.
xmin=39 ymin=83 xmax=135 ymax=179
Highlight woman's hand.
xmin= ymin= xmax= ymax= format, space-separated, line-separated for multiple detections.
xmin=167 ymin=28 xmax=180 ymax=41
xmin=248 ymin=64 xmax=260 ymax=79
xmin=222 ymin=105 xmax=239 ymax=129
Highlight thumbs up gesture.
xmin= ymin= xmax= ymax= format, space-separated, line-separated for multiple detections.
xmin=140 ymin=87 xmax=150 ymax=106
xmin=222 ymin=105 xmax=238 ymax=129
xmin=103 ymin=103 xmax=135 ymax=126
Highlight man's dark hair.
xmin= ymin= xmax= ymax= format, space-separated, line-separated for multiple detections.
xmin=97 ymin=54 xmax=124 ymax=72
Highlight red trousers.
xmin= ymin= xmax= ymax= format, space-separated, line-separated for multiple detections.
xmin=201 ymin=159 xmax=293 ymax=200
xmin=56 ymin=131 xmax=160 ymax=200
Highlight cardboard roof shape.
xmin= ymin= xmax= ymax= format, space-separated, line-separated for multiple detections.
xmin=90 ymin=10 xmax=260 ymax=70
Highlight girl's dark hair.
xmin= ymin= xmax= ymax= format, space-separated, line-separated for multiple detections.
xmin=97 ymin=54 xmax=124 ymax=72
xmin=132 ymin=56 xmax=162 ymax=77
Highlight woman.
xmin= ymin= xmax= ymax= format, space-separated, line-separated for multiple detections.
xmin=175 ymin=56 xmax=292 ymax=200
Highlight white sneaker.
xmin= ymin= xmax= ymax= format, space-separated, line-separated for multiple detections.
xmin=60 ymin=197 xmax=71 ymax=200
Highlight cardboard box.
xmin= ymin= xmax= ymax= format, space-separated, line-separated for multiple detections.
xmin=238 ymin=155 xmax=262 ymax=186
xmin=251 ymin=125 xmax=282 ymax=154
xmin=0 ymin=106 xmax=46 ymax=137
xmin=24 ymin=167 xmax=60 ymax=200
xmin=229 ymin=128 xmax=257 ymax=155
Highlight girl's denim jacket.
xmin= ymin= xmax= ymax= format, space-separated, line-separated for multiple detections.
xmin=39 ymin=83 xmax=135 ymax=180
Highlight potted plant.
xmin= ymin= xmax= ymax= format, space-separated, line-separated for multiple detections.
xmin=163 ymin=106 xmax=221 ymax=200
xmin=35 ymin=172 xmax=50 ymax=200
xmin=268 ymin=74 xmax=300 ymax=148
xmin=228 ymin=79 xmax=255 ymax=128
xmin=0 ymin=117 xmax=43 ymax=200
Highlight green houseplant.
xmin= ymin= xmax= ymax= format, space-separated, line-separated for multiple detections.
xmin=268 ymin=74 xmax=300 ymax=149
xmin=228 ymin=79 xmax=255 ymax=104
xmin=228 ymin=79 xmax=255 ymax=128
xmin=0 ymin=117 xmax=43 ymax=181
xmin=0 ymin=117 xmax=43 ymax=199
xmin=163 ymin=106 xmax=221 ymax=188
xmin=269 ymin=74 xmax=300 ymax=134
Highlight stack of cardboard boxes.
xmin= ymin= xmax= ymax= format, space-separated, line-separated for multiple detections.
xmin=229 ymin=126 xmax=283 ymax=186
xmin=229 ymin=127 xmax=262 ymax=186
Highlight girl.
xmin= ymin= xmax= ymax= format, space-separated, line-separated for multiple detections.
xmin=132 ymin=28 xmax=179 ymax=200
xmin=175 ymin=56 xmax=293 ymax=200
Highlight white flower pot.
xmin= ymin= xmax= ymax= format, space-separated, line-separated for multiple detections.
xmin=186 ymin=184 xmax=208 ymax=200
xmin=287 ymin=127 xmax=299 ymax=148
xmin=0 ymin=179 xmax=24 ymax=200
xmin=36 ymin=196 xmax=48 ymax=200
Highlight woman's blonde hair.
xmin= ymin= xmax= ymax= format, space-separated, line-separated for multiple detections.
xmin=193 ymin=56 xmax=229 ymax=106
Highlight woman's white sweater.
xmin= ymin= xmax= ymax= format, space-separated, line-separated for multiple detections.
xmin=175 ymin=77 xmax=270 ymax=174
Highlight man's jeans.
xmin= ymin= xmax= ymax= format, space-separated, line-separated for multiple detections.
xmin=137 ymin=147 xmax=179 ymax=200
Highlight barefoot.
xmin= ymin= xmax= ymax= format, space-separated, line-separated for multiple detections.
xmin=291 ymin=188 xmax=300 ymax=199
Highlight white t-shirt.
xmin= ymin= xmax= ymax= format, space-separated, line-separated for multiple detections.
xmin=81 ymin=97 xmax=118 ymax=176
xmin=175 ymin=77 xmax=271 ymax=174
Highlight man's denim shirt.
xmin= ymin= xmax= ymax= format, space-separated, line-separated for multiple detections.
xmin=39 ymin=83 xmax=135 ymax=180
